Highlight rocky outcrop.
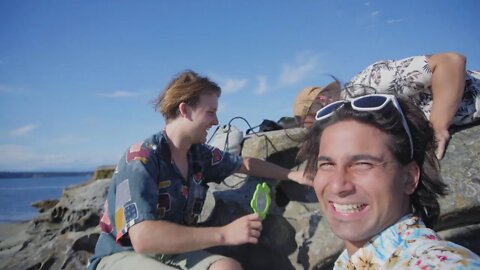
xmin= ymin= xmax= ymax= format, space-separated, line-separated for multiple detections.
xmin=31 ymin=199 xmax=59 ymax=213
xmin=89 ymin=165 xmax=116 ymax=182
xmin=0 ymin=126 xmax=479 ymax=270
xmin=0 ymin=178 xmax=110 ymax=270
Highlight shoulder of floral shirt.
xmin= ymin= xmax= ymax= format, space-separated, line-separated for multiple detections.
xmin=334 ymin=214 xmax=480 ymax=269
xmin=394 ymin=215 xmax=480 ymax=269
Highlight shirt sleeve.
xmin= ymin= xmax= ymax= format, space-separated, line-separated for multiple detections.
xmin=111 ymin=142 xmax=160 ymax=242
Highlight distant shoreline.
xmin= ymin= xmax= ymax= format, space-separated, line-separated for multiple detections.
xmin=0 ymin=171 xmax=93 ymax=179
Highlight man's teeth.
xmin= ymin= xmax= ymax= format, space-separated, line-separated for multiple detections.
xmin=333 ymin=203 xmax=366 ymax=213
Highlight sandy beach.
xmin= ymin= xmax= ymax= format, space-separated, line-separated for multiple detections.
xmin=0 ymin=222 xmax=30 ymax=242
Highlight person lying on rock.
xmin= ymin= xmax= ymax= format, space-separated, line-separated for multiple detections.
xmin=87 ymin=70 xmax=311 ymax=270
xmin=298 ymin=94 xmax=480 ymax=269
xmin=342 ymin=52 xmax=480 ymax=160
xmin=297 ymin=53 xmax=480 ymax=159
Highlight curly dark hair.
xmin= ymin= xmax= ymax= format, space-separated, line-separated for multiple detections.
xmin=298 ymin=95 xmax=448 ymax=228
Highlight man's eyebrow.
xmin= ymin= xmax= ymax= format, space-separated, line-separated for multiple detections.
xmin=317 ymin=156 xmax=332 ymax=162
xmin=350 ymin=154 xmax=384 ymax=163
xmin=316 ymin=154 xmax=384 ymax=162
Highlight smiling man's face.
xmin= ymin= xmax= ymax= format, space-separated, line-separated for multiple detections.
xmin=188 ymin=92 xmax=219 ymax=144
xmin=313 ymin=120 xmax=414 ymax=255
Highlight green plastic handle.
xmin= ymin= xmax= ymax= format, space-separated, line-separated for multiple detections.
xmin=250 ymin=182 xmax=271 ymax=220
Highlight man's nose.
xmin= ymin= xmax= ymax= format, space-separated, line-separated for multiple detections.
xmin=212 ymin=114 xmax=219 ymax=125
xmin=329 ymin=169 xmax=355 ymax=196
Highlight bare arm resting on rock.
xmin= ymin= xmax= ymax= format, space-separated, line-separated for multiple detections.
xmin=238 ymin=157 xmax=311 ymax=186
xmin=428 ymin=52 xmax=466 ymax=159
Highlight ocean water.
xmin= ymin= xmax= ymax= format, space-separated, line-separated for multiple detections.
xmin=0 ymin=175 xmax=93 ymax=223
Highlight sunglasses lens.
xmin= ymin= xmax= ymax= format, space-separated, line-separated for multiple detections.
xmin=315 ymin=101 xmax=344 ymax=120
xmin=352 ymin=95 xmax=388 ymax=109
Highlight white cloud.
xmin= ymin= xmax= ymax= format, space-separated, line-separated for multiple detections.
xmin=220 ymin=78 xmax=248 ymax=94
xmin=48 ymin=134 xmax=87 ymax=145
xmin=0 ymin=84 xmax=22 ymax=94
xmin=10 ymin=124 xmax=39 ymax=136
xmin=96 ymin=90 xmax=139 ymax=98
xmin=255 ymin=75 xmax=268 ymax=95
xmin=364 ymin=10 xmax=381 ymax=29
xmin=387 ymin=18 xmax=404 ymax=24
xmin=208 ymin=72 xmax=249 ymax=94
xmin=280 ymin=52 xmax=320 ymax=86
xmin=0 ymin=144 xmax=70 ymax=170
xmin=0 ymin=85 xmax=13 ymax=93
xmin=0 ymin=144 xmax=116 ymax=171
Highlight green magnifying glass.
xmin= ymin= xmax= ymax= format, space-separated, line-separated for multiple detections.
xmin=250 ymin=182 xmax=271 ymax=220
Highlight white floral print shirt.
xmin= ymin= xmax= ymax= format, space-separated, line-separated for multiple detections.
xmin=343 ymin=55 xmax=480 ymax=125
xmin=334 ymin=214 xmax=480 ymax=269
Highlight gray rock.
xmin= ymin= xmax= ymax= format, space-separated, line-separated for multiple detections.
xmin=437 ymin=126 xmax=480 ymax=230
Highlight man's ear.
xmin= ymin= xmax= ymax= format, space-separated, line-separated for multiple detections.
xmin=178 ymin=102 xmax=190 ymax=119
xmin=404 ymin=161 xmax=420 ymax=195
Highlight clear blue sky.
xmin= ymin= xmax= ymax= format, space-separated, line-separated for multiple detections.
xmin=1 ymin=0 xmax=479 ymax=171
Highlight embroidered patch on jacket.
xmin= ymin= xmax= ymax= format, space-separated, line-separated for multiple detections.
xmin=193 ymin=171 xmax=203 ymax=184
xmin=126 ymin=141 xmax=150 ymax=164
xmin=157 ymin=193 xmax=171 ymax=217
xmin=158 ymin=180 xmax=171 ymax=189
xmin=99 ymin=200 xmax=113 ymax=233
xmin=114 ymin=207 xmax=125 ymax=235
xmin=210 ymin=147 xmax=224 ymax=166
xmin=130 ymin=141 xmax=143 ymax=152
xmin=115 ymin=179 xmax=131 ymax=209
xmin=124 ymin=202 xmax=138 ymax=224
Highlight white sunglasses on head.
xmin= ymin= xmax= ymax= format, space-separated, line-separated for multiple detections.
xmin=315 ymin=94 xmax=414 ymax=159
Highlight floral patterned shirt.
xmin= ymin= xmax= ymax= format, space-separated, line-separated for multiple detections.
xmin=343 ymin=55 xmax=480 ymax=126
xmin=334 ymin=214 xmax=480 ymax=269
